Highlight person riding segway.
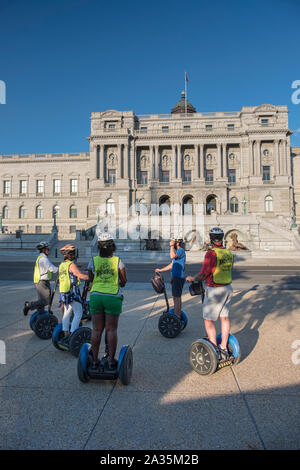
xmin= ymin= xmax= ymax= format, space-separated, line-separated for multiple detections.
xmin=186 ymin=227 xmax=241 ymax=375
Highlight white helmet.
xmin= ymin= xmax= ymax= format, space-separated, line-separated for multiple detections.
xmin=209 ymin=227 xmax=224 ymax=242
xmin=36 ymin=241 xmax=49 ymax=251
xmin=97 ymin=232 xmax=114 ymax=242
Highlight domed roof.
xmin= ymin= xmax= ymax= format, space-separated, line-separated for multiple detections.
xmin=171 ymin=91 xmax=196 ymax=114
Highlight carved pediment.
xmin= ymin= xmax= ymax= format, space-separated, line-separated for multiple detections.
xmin=255 ymin=104 xmax=276 ymax=113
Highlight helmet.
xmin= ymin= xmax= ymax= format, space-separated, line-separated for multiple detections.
xmin=209 ymin=227 xmax=224 ymax=243
xmin=36 ymin=241 xmax=49 ymax=251
xmin=97 ymin=232 xmax=115 ymax=251
xmin=60 ymin=244 xmax=76 ymax=260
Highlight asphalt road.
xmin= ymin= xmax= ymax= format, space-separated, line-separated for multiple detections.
xmin=1 ymin=261 xmax=300 ymax=289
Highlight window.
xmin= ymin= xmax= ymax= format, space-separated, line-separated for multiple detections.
xmin=265 ymin=195 xmax=273 ymax=212
xmin=261 ymin=119 xmax=269 ymax=127
xmin=70 ymin=179 xmax=78 ymax=194
xmin=183 ymin=196 xmax=193 ymax=215
xmin=108 ymin=124 xmax=116 ymax=129
xmin=183 ymin=170 xmax=192 ymax=182
xmin=20 ymin=180 xmax=27 ymax=194
xmin=108 ymin=169 xmax=116 ymax=184
xmin=53 ymin=205 xmax=60 ymax=218
xmin=36 ymin=180 xmax=44 ymax=194
xmin=2 ymin=206 xmax=9 ymax=219
xmin=139 ymin=171 xmax=148 ymax=185
xmin=228 ymin=169 xmax=236 ymax=184
xmin=263 ymin=166 xmax=271 ymax=181
xmin=53 ymin=179 xmax=61 ymax=194
xmin=87 ymin=178 xmax=90 ymax=190
xmin=69 ymin=225 xmax=76 ymax=233
xmin=205 ymin=124 xmax=213 ymax=131
xmin=227 ymin=124 xmax=235 ymax=130
xmin=230 ymin=197 xmax=239 ymax=213
xmin=70 ymin=205 xmax=77 ymax=219
xmin=36 ymin=205 xmax=43 ymax=219
xmin=106 ymin=198 xmax=115 ymax=215
xmin=3 ymin=180 xmax=11 ymax=195
xmin=205 ymin=169 xmax=214 ymax=183
xmin=183 ymin=125 xmax=191 ymax=132
xmin=19 ymin=206 xmax=27 ymax=219
xmin=162 ymin=126 xmax=169 ymax=133
xmin=161 ymin=170 xmax=169 ymax=183
xmin=35 ymin=225 xmax=42 ymax=234
xmin=140 ymin=127 xmax=147 ymax=133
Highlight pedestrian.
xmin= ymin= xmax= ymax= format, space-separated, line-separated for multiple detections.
xmin=23 ymin=241 xmax=58 ymax=316
xmin=155 ymin=238 xmax=186 ymax=319
xmin=186 ymin=227 xmax=234 ymax=359
xmin=58 ymin=244 xmax=89 ymax=345
xmin=87 ymin=233 xmax=127 ymax=371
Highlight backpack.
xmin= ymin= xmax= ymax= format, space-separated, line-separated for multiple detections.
xmin=151 ymin=272 xmax=165 ymax=294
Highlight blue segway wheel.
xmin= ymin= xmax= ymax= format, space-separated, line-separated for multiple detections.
xmin=29 ymin=312 xmax=38 ymax=331
xmin=118 ymin=345 xmax=133 ymax=385
xmin=33 ymin=311 xmax=58 ymax=340
xmin=77 ymin=343 xmax=91 ymax=383
xmin=217 ymin=333 xmax=241 ymax=365
xmin=168 ymin=308 xmax=188 ymax=330
xmin=69 ymin=327 xmax=92 ymax=357
xmin=52 ymin=323 xmax=64 ymax=350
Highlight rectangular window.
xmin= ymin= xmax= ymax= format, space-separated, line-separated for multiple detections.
xmin=70 ymin=179 xmax=78 ymax=194
xmin=228 ymin=169 xmax=236 ymax=183
xmin=262 ymin=166 xmax=271 ymax=181
xmin=139 ymin=171 xmax=148 ymax=185
xmin=108 ymin=124 xmax=116 ymax=129
xmin=36 ymin=180 xmax=44 ymax=194
xmin=35 ymin=225 xmax=42 ymax=234
xmin=3 ymin=180 xmax=11 ymax=194
xmin=162 ymin=126 xmax=169 ymax=133
xmin=183 ymin=125 xmax=191 ymax=132
xmin=69 ymin=225 xmax=76 ymax=234
xmin=140 ymin=127 xmax=147 ymax=133
xmin=183 ymin=170 xmax=192 ymax=182
xmin=20 ymin=180 xmax=27 ymax=194
xmin=261 ymin=119 xmax=269 ymax=127
xmin=108 ymin=169 xmax=116 ymax=184
xmin=205 ymin=169 xmax=214 ymax=183
xmin=53 ymin=179 xmax=61 ymax=194
xmin=161 ymin=170 xmax=169 ymax=183
xmin=227 ymin=124 xmax=235 ymax=130
xmin=205 ymin=124 xmax=213 ymax=131
xmin=87 ymin=178 xmax=90 ymax=190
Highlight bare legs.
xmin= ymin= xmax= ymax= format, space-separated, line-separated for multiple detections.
xmin=91 ymin=312 xmax=119 ymax=364
xmin=204 ymin=317 xmax=230 ymax=349
xmin=173 ymin=296 xmax=182 ymax=318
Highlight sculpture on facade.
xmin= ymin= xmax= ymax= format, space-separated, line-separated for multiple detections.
xmin=227 ymin=232 xmax=247 ymax=251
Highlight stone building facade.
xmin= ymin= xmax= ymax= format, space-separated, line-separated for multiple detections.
xmin=0 ymin=92 xmax=299 ymax=249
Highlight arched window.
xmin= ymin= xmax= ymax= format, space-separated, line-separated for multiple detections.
xmin=70 ymin=205 xmax=77 ymax=219
xmin=106 ymin=198 xmax=115 ymax=215
xmin=19 ymin=205 xmax=27 ymax=219
xmin=2 ymin=206 xmax=9 ymax=219
xmin=230 ymin=197 xmax=239 ymax=213
xmin=206 ymin=195 xmax=217 ymax=215
xmin=182 ymin=195 xmax=193 ymax=215
xmin=159 ymin=195 xmax=171 ymax=215
xmin=36 ymin=205 xmax=43 ymax=219
xmin=53 ymin=205 xmax=60 ymax=218
xmin=265 ymin=195 xmax=273 ymax=212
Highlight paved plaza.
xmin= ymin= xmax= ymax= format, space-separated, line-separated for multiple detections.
xmin=0 ymin=269 xmax=299 ymax=450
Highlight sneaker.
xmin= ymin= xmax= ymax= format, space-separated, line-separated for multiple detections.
xmin=23 ymin=301 xmax=30 ymax=316
xmin=60 ymin=335 xmax=70 ymax=346
xmin=107 ymin=358 xmax=118 ymax=372
xmin=218 ymin=346 xmax=230 ymax=361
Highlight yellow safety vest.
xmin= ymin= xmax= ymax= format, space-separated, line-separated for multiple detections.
xmin=90 ymin=256 xmax=119 ymax=295
xmin=33 ymin=255 xmax=52 ymax=283
xmin=212 ymin=248 xmax=234 ymax=285
xmin=58 ymin=261 xmax=81 ymax=293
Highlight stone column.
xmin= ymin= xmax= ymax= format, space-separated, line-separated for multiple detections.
xmin=222 ymin=143 xmax=227 ymax=178
xmin=172 ymin=145 xmax=177 ymax=180
xmin=117 ymin=144 xmax=122 ymax=180
xmin=177 ymin=145 xmax=182 ymax=180
xmin=99 ymin=145 xmax=104 ymax=180
xmin=154 ymin=145 xmax=159 ymax=180
xmin=149 ymin=145 xmax=154 ymax=180
xmin=93 ymin=145 xmax=99 ymax=179
xmin=198 ymin=144 xmax=204 ymax=179
xmin=123 ymin=143 xmax=128 ymax=179
xmin=274 ymin=139 xmax=280 ymax=175
xmin=217 ymin=144 xmax=222 ymax=178
xmin=249 ymin=140 xmax=254 ymax=176
xmin=282 ymin=139 xmax=287 ymax=175
xmin=256 ymin=140 xmax=261 ymax=176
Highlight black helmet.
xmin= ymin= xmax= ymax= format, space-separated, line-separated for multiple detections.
xmin=60 ymin=244 xmax=76 ymax=260
xmin=209 ymin=227 xmax=224 ymax=243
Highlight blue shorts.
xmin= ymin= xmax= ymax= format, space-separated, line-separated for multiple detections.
xmin=171 ymin=277 xmax=185 ymax=297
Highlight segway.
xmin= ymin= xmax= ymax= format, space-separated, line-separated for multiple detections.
xmin=77 ymin=341 xmax=133 ymax=385
xmin=189 ymin=333 xmax=241 ymax=376
xmin=29 ymin=278 xmax=59 ymax=340
xmin=80 ymin=280 xmax=91 ymax=323
xmin=151 ymin=272 xmax=188 ymax=338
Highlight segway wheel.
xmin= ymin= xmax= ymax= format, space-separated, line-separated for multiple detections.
xmin=29 ymin=312 xmax=38 ymax=332
xmin=34 ymin=313 xmax=58 ymax=340
xmin=118 ymin=345 xmax=133 ymax=386
xmin=189 ymin=339 xmax=218 ymax=376
xmin=69 ymin=327 xmax=92 ymax=357
xmin=158 ymin=313 xmax=182 ymax=338
xmin=77 ymin=343 xmax=91 ymax=383
xmin=52 ymin=323 xmax=64 ymax=350
xmin=217 ymin=333 xmax=241 ymax=365
xmin=168 ymin=308 xmax=188 ymax=331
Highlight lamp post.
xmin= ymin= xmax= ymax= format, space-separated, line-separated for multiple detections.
xmin=241 ymin=197 xmax=247 ymax=215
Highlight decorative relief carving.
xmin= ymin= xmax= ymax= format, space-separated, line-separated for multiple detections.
xmin=227 ymin=153 xmax=240 ymax=169
xmin=106 ymin=153 xmax=118 ymax=169
xmin=161 ymin=154 xmax=172 ymax=169
xmin=183 ymin=154 xmax=194 ymax=169
xmin=139 ymin=155 xmax=150 ymax=170
xmin=206 ymin=153 xmax=217 ymax=168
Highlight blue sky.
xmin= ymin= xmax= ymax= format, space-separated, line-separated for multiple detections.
xmin=0 ymin=0 xmax=300 ymax=154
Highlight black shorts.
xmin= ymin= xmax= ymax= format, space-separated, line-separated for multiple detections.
xmin=171 ymin=277 xmax=185 ymax=297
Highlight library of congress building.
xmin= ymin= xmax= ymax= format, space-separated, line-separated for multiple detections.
xmin=1 ymin=91 xmax=300 ymax=251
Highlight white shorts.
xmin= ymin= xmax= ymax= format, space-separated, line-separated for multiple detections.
xmin=202 ymin=284 xmax=233 ymax=322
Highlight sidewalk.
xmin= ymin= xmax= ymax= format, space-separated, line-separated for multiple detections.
xmin=0 ymin=280 xmax=299 ymax=449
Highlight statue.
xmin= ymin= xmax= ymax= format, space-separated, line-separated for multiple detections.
xmin=228 ymin=232 xmax=247 ymax=251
